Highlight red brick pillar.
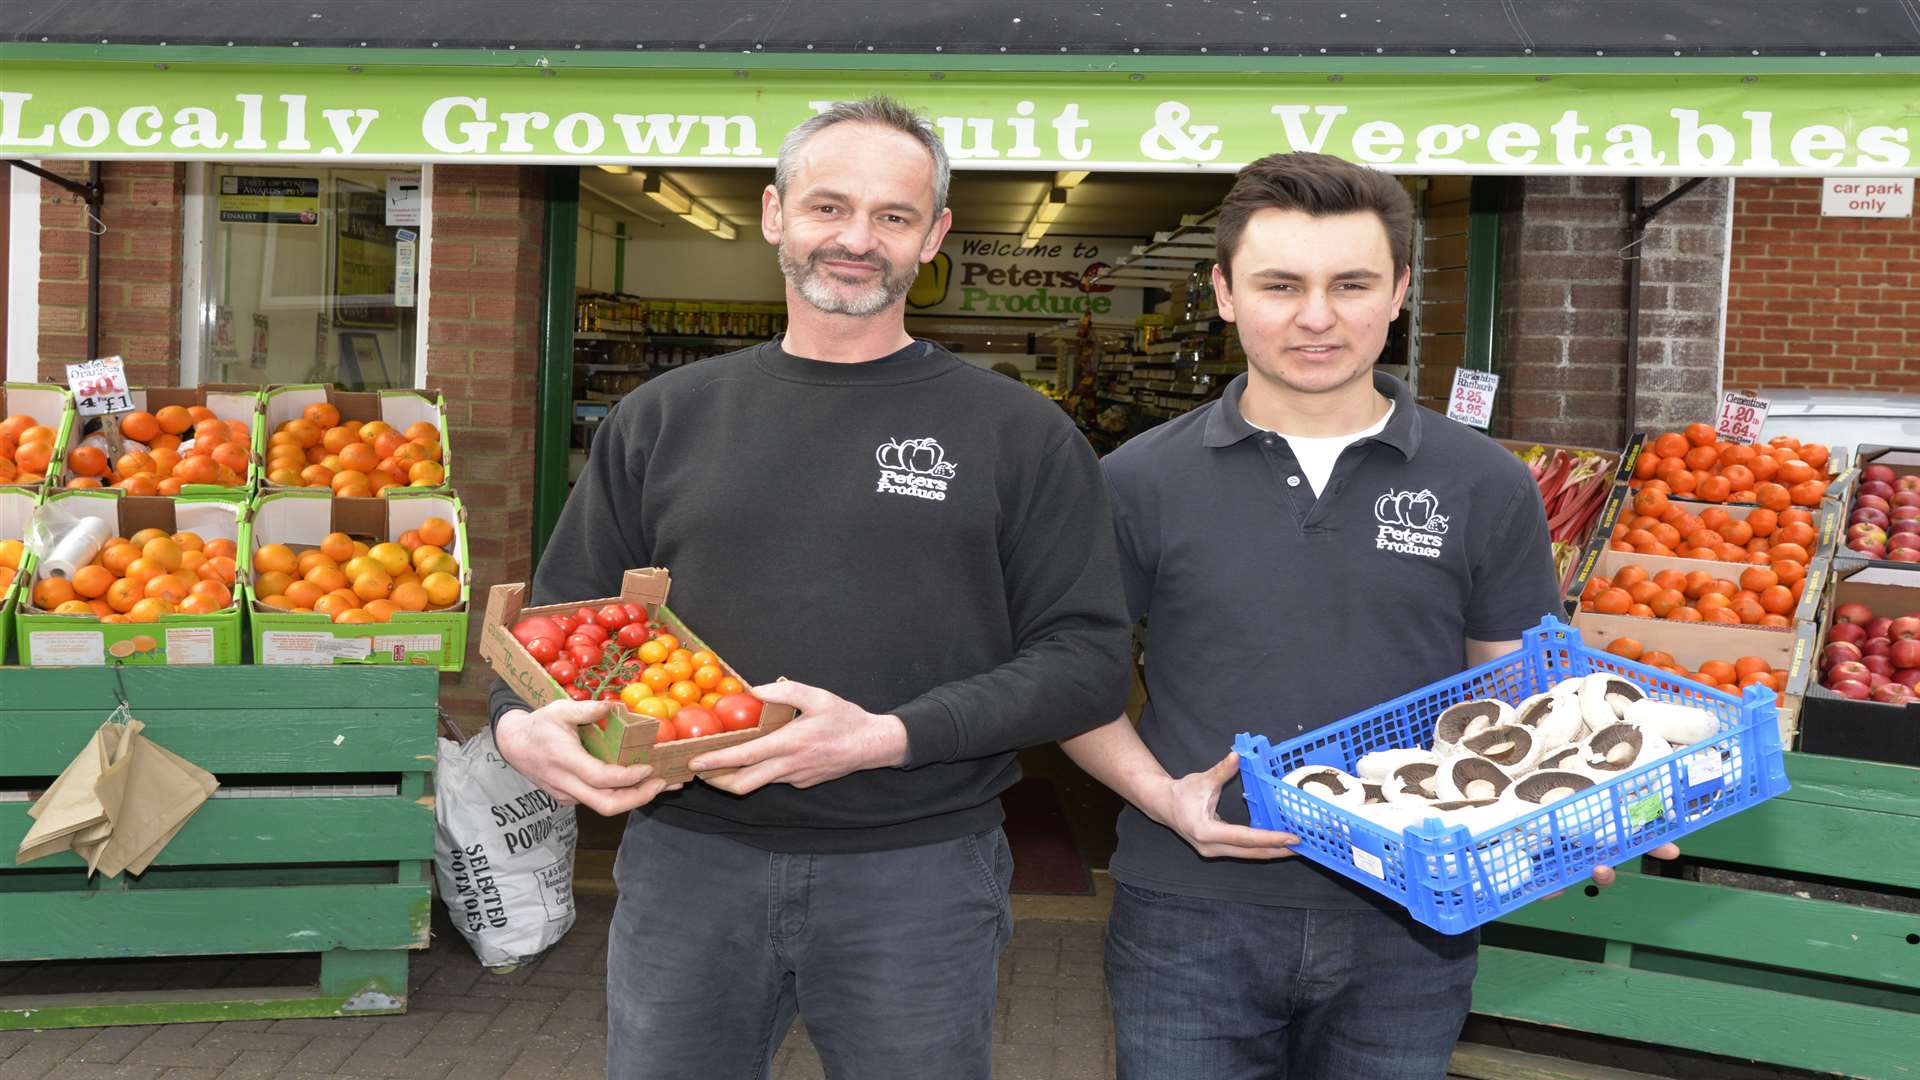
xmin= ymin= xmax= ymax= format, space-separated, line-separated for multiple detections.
xmin=1725 ymin=179 xmax=1920 ymax=394
xmin=1493 ymin=177 xmax=1729 ymax=448
xmin=35 ymin=162 xmax=184 ymax=386
xmin=427 ymin=165 xmax=546 ymax=730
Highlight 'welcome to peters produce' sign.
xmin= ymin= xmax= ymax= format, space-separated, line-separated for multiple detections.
xmin=1 ymin=63 xmax=1916 ymax=175
xmin=908 ymin=233 xmax=1143 ymax=321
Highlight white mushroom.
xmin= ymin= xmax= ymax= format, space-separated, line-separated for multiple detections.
xmin=1512 ymin=770 xmax=1596 ymax=806
xmin=1579 ymin=673 xmax=1647 ymax=734
xmin=1535 ymin=745 xmax=1582 ymax=772
xmin=1517 ymin=693 xmax=1588 ymax=751
xmin=1624 ymin=699 xmax=1720 ymax=747
xmin=1432 ymin=699 xmax=1515 ymax=756
xmin=1384 ymin=761 xmax=1441 ymax=805
xmin=1548 ymin=675 xmax=1589 ymax=699
xmin=1281 ymin=765 xmax=1366 ymax=809
xmin=1355 ymin=747 xmax=1440 ymax=784
xmin=1577 ymin=722 xmax=1673 ymax=778
xmin=1461 ymin=725 xmax=1543 ymax=774
xmin=1435 ymin=756 xmax=1515 ymax=804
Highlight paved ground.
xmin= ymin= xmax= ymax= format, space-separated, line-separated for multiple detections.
xmin=0 ymin=892 xmax=1114 ymax=1080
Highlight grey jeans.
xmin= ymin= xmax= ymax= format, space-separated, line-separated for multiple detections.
xmin=606 ymin=815 xmax=1014 ymax=1080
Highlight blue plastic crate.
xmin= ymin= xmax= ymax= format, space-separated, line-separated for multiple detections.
xmin=1235 ymin=615 xmax=1791 ymax=935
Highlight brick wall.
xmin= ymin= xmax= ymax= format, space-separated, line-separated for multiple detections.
xmin=1724 ymin=178 xmax=1920 ymax=393
xmin=427 ymin=165 xmax=546 ymax=728
xmin=35 ymin=162 xmax=185 ymax=386
xmin=1493 ymin=176 xmax=1729 ymax=448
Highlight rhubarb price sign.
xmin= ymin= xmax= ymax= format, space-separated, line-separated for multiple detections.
xmin=1446 ymin=369 xmax=1499 ymax=430
xmin=65 ymin=356 xmax=132 ymax=417
xmin=1715 ymin=391 xmax=1771 ymax=444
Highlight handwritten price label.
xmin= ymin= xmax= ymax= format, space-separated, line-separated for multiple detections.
xmin=1446 ymin=369 xmax=1500 ymax=429
xmin=1715 ymin=392 xmax=1771 ymax=444
xmin=65 ymin=356 xmax=133 ymax=417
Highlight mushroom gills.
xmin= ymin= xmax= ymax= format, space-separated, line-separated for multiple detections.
xmin=1356 ymin=747 xmax=1440 ymax=784
xmin=1461 ymin=724 xmax=1542 ymax=773
xmin=1513 ymin=770 xmax=1596 ymax=806
xmin=1281 ymin=765 xmax=1366 ymax=808
xmin=1520 ymin=694 xmax=1589 ymax=751
xmin=1384 ymin=762 xmax=1441 ymax=805
xmin=1432 ymin=699 xmax=1516 ymax=756
xmin=1579 ymin=722 xmax=1673 ymax=776
xmin=1435 ymin=755 xmax=1514 ymax=804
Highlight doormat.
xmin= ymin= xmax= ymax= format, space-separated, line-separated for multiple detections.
xmin=1001 ymin=778 xmax=1095 ymax=896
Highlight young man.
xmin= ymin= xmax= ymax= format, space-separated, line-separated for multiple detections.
xmin=489 ymin=97 xmax=1131 ymax=1079
xmin=1064 ymin=152 xmax=1672 ymax=1079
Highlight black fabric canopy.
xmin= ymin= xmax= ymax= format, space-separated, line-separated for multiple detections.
xmin=5 ymin=0 xmax=1916 ymax=56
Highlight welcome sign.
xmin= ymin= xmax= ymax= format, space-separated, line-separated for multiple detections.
xmin=0 ymin=63 xmax=1915 ymax=175
xmin=907 ymin=233 xmax=1144 ymax=321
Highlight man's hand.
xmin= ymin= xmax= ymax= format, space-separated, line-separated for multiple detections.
xmin=1147 ymin=752 xmax=1299 ymax=861
xmin=1592 ymin=843 xmax=1680 ymax=887
xmin=688 ymin=681 xmax=908 ymax=796
xmin=494 ymin=701 xmax=681 ymax=816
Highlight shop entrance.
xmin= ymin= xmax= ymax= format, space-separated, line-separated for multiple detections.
xmin=556 ymin=161 xmax=1500 ymax=893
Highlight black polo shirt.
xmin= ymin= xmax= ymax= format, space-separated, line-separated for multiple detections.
xmin=1102 ymin=370 xmax=1561 ymax=909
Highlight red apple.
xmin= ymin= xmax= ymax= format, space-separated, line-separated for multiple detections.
xmin=1829 ymin=660 xmax=1873 ymax=685
xmin=1832 ymin=679 xmax=1873 ymax=700
xmin=1900 ymin=476 xmax=1920 ymax=493
xmin=1868 ymin=616 xmax=1895 ymax=639
xmin=1863 ymin=655 xmax=1895 ymax=678
xmin=1854 ymin=507 xmax=1891 ymax=529
xmin=1891 ymin=617 xmax=1920 ymax=641
xmin=1872 ymin=682 xmax=1913 ymax=704
xmin=1830 ymin=622 xmax=1869 ymax=646
xmin=1836 ymin=603 xmax=1878 ymax=625
xmin=1890 ymin=530 xmax=1920 ymax=549
xmin=1894 ymin=639 xmax=1920 ymax=668
xmin=1897 ymin=668 xmax=1920 ymax=689
xmin=1857 ymin=493 xmax=1893 ymax=514
xmin=1859 ymin=480 xmax=1895 ymax=501
xmin=1871 ymin=672 xmax=1892 ymax=689
xmin=1893 ymin=548 xmax=1920 ymax=564
xmin=1823 ymin=640 xmax=1865 ymax=669
xmin=1894 ymin=493 xmax=1920 ymax=510
xmin=1864 ymin=639 xmax=1893 ymax=658
xmin=1850 ymin=522 xmax=1889 ymax=541
xmin=1851 ymin=540 xmax=1888 ymax=558
xmin=1864 ymin=463 xmax=1897 ymax=485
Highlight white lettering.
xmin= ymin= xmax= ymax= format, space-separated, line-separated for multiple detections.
xmin=610 ymin=113 xmax=699 ymax=155
xmin=56 ymin=106 xmax=109 ymax=149
xmin=423 ymin=96 xmax=493 ymax=154
xmin=116 ymin=105 xmax=162 ymax=147
xmin=1269 ymin=105 xmax=1348 ymax=153
xmin=1671 ymin=108 xmax=1734 ymax=167
xmin=232 ymin=94 xmax=267 ymax=150
xmin=499 ymin=111 xmax=550 ymax=153
xmin=554 ymin=112 xmax=604 ymax=154
xmin=1859 ymin=125 xmax=1911 ymax=169
xmin=1051 ymin=103 xmax=1091 ymax=160
xmin=936 ymin=116 xmax=998 ymax=159
xmin=698 ymin=114 xmax=760 ymax=155
xmin=1789 ymin=124 xmax=1847 ymax=168
xmin=1601 ymin=124 xmax=1665 ymax=167
xmin=170 ymin=106 xmax=227 ymax=149
xmin=321 ymin=108 xmax=378 ymax=155
xmin=1486 ymin=121 xmax=1539 ymax=165
xmin=1549 ymin=111 xmax=1593 ymax=166
xmin=278 ymin=94 xmax=311 ymax=150
xmin=1415 ymin=123 xmax=1478 ymax=164
xmin=0 ymin=91 xmax=54 ymax=147
xmin=1352 ymin=120 xmax=1403 ymax=163
xmin=1741 ymin=111 xmax=1780 ymax=169
xmin=1005 ymin=101 xmax=1041 ymax=158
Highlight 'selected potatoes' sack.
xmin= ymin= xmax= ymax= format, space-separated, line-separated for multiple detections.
xmin=433 ymin=728 xmax=578 ymax=970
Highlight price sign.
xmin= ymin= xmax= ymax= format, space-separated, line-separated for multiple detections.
xmin=65 ymin=356 xmax=133 ymax=417
xmin=1445 ymin=369 xmax=1500 ymax=429
xmin=1715 ymin=391 xmax=1771 ymax=444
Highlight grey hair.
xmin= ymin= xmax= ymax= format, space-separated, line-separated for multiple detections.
xmin=774 ymin=95 xmax=951 ymax=216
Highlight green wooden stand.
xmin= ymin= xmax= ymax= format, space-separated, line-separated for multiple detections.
xmin=0 ymin=665 xmax=437 ymax=1029
xmin=1472 ymin=752 xmax=1920 ymax=1080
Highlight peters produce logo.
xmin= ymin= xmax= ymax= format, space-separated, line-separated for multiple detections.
xmin=1374 ymin=489 xmax=1450 ymax=559
xmin=874 ymin=437 xmax=957 ymax=502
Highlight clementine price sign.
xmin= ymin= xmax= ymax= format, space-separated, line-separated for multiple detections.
xmin=1715 ymin=391 xmax=1771 ymax=444
xmin=65 ymin=356 xmax=132 ymax=416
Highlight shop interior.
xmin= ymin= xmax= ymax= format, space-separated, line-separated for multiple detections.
xmin=566 ymin=164 xmax=1484 ymax=886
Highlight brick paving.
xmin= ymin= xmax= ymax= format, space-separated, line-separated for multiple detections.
xmin=0 ymin=893 xmax=1114 ymax=1080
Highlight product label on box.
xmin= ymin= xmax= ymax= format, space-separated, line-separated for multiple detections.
xmin=1351 ymin=845 xmax=1386 ymax=880
xmin=261 ymin=631 xmax=375 ymax=665
xmin=1685 ymin=749 xmax=1728 ymax=787
xmin=1715 ymin=391 xmax=1771 ymax=444
xmin=163 ymin=627 xmax=216 ymax=665
xmin=29 ymin=630 xmax=105 ymax=666
xmin=375 ymin=633 xmax=443 ymax=662
xmin=1627 ymin=794 xmax=1666 ymax=827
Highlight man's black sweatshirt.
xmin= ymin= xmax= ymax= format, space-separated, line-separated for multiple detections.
xmin=488 ymin=338 xmax=1132 ymax=854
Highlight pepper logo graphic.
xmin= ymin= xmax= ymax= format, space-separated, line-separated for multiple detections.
xmin=875 ymin=437 xmax=957 ymax=501
xmin=1373 ymin=488 xmax=1450 ymax=559
xmin=907 ymin=252 xmax=952 ymax=309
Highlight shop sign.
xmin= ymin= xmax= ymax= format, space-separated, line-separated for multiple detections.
xmin=216 ymin=173 xmax=319 ymax=224
xmin=908 ymin=233 xmax=1142 ymax=320
xmin=0 ymin=65 xmax=1915 ymax=175
xmin=1820 ymin=177 xmax=1913 ymax=218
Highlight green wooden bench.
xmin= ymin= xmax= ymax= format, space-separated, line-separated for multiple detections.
xmin=0 ymin=665 xmax=437 ymax=1029
xmin=1473 ymin=752 xmax=1920 ymax=1080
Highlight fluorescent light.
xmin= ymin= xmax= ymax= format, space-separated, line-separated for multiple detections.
xmin=680 ymin=205 xmax=718 ymax=231
xmin=596 ymin=164 xmax=632 ymax=175
xmin=1055 ymin=170 xmax=1089 ymax=188
xmin=1034 ymin=187 xmax=1068 ymax=225
xmin=643 ymin=174 xmax=692 ymax=214
xmin=1024 ymin=222 xmax=1050 ymax=244
xmin=710 ymin=218 xmax=737 ymax=241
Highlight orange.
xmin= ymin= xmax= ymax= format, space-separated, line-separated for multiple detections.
xmin=180 ymin=551 xmax=209 ymax=577
xmin=314 ymin=593 xmax=356 ymax=618
xmin=389 ymin=581 xmax=430 ymax=612
xmin=404 ymin=421 xmax=439 ymax=442
xmin=362 ymin=599 xmax=398 ymax=622
xmin=319 ymin=531 xmax=356 ymax=563
xmin=255 ymin=543 xmax=297 ymax=575
xmin=120 ymin=410 xmax=161 ymax=442
xmin=53 ymin=599 xmax=95 ymax=616
xmin=254 ymin=569 xmax=293 ymax=598
xmin=122 ymin=557 xmax=165 ymax=591
xmin=1735 ymin=656 xmax=1772 ymax=680
xmin=67 ymin=445 xmax=109 ymax=477
xmin=418 ymin=517 xmax=455 ymax=548
xmin=1593 ymin=588 xmax=1632 ymax=616
xmin=141 ymin=536 xmax=184 ymax=571
xmin=322 ymin=425 xmax=359 ymax=454
xmin=410 ymin=544 xmax=445 ymax=570
xmin=204 ymin=537 xmax=236 ymax=560
xmin=127 ymin=597 xmax=173 ymax=623
xmin=352 ymin=569 xmax=393 ymax=602
xmin=298 ymin=550 xmax=339 ymax=576
xmin=155 ymin=405 xmax=194 ymax=435
xmin=210 ymin=442 xmax=249 ymax=478
xmin=369 ymin=543 xmax=412 ymax=576
xmin=1759 ymin=585 xmax=1795 ymax=615
xmin=258 ymin=594 xmax=292 ymax=610
xmin=305 ymin=565 xmax=348 ymax=593
xmin=99 ymin=541 xmax=141 ymax=575
xmin=421 ymin=571 xmax=460 ymax=608
xmin=32 ymin=577 xmax=77 ymax=609
xmin=334 ymin=608 xmax=376 ymax=625
xmin=67 ymin=564 xmax=113 ymax=599
xmin=336 ymin=442 xmax=378 ymax=474
xmin=408 ymin=461 xmax=446 ymax=486
xmin=177 ymin=594 xmax=220 ymax=615
xmin=144 ymin=573 xmax=194 ymax=604
xmin=103 ymin=577 xmax=140 ymax=613
xmin=284 ymin=580 xmax=326 ymax=609
xmin=304 ymin=401 xmax=342 ymax=429
xmin=1739 ymin=566 xmax=1779 ymax=593
xmin=299 ymin=463 xmax=336 ymax=488
xmin=282 ymin=418 xmax=322 ymax=448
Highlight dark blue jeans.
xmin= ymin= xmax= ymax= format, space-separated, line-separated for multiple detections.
xmin=1106 ymin=881 xmax=1478 ymax=1080
xmin=606 ymin=816 xmax=1013 ymax=1080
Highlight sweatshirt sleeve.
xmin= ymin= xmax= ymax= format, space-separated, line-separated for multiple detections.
xmin=487 ymin=398 xmax=653 ymax=725
xmin=890 ymin=432 xmax=1133 ymax=766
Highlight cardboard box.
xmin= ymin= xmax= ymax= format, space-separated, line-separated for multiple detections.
xmin=1575 ymin=548 xmax=1828 ymax=628
xmin=1572 ymin=609 xmax=1816 ymax=743
xmin=479 ymin=568 xmax=797 ymax=784
xmin=1841 ymin=445 xmax=1920 ymax=570
xmin=1 ymin=383 xmax=77 ymax=495
xmin=0 ymin=488 xmax=39 ymax=661
xmin=1567 ymin=495 xmax=1837 ymax=606
xmin=1797 ymin=559 xmax=1920 ymax=766
xmin=244 ymin=489 xmax=469 ymax=670
xmin=15 ymin=490 xmax=245 ymax=666
xmin=54 ymin=385 xmax=263 ymax=499
xmin=257 ymin=384 xmax=452 ymax=492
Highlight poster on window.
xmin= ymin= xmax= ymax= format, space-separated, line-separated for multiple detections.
xmin=333 ymin=182 xmax=399 ymax=328
xmin=218 ymin=175 xmax=320 ymax=225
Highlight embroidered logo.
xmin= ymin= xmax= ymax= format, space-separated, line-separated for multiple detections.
xmin=875 ymin=437 xmax=957 ymax=501
xmin=1374 ymin=488 xmax=1449 ymax=559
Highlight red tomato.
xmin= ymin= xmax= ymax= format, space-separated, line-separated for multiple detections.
xmin=598 ymin=688 xmax=623 ymax=701
xmin=595 ymin=603 xmax=633 ymax=630
xmin=653 ymin=716 xmax=680 ymax=743
xmin=511 ymin=616 xmax=564 ymax=646
xmin=616 ymin=622 xmax=651 ymax=649
xmin=567 ymin=642 xmax=601 ymax=669
xmin=714 ymin=693 xmax=763 ymax=731
xmin=523 ymin=636 xmax=560 ymax=664
xmin=546 ymin=658 xmax=579 ymax=685
xmin=550 ymin=614 xmax=577 ymax=636
xmin=575 ymin=605 xmax=600 ymax=628
xmin=623 ymin=602 xmax=646 ymax=623
xmin=572 ymin=622 xmax=609 ymax=644
xmin=674 ymin=706 xmax=721 ymax=739
xmin=565 ymin=632 xmax=600 ymax=651
xmin=565 ymin=685 xmax=592 ymax=701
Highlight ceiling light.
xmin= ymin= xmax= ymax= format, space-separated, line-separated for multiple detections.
xmin=1033 ymin=186 xmax=1068 ymax=225
xmin=679 ymin=205 xmax=718 ymax=231
xmin=1024 ymin=221 xmax=1049 ymax=244
xmin=1055 ymin=170 xmax=1089 ymax=188
xmin=596 ymin=164 xmax=632 ymax=174
xmin=710 ymin=218 xmax=737 ymax=241
xmin=643 ymin=174 xmax=692 ymax=214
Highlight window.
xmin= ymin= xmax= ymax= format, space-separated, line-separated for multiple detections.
xmin=196 ymin=164 xmax=423 ymax=388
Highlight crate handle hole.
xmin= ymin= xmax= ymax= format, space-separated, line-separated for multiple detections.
xmin=1583 ymin=885 xmax=1600 ymax=898
xmin=1907 ymin=933 xmax=1919 ymax=945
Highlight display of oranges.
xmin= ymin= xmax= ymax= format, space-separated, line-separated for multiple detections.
xmin=24 ymin=526 xmax=239 ymax=622
xmin=1629 ymin=426 xmax=1832 ymax=508
xmin=61 ymin=406 xmax=253 ymax=493
xmin=1579 ymin=558 xmax=1808 ymax=629
xmin=252 ymin=516 xmax=462 ymax=623
xmin=0 ymin=536 xmax=24 ymax=596
xmin=264 ymin=401 xmax=447 ymax=495
xmin=1 ymin=413 xmax=61 ymax=487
